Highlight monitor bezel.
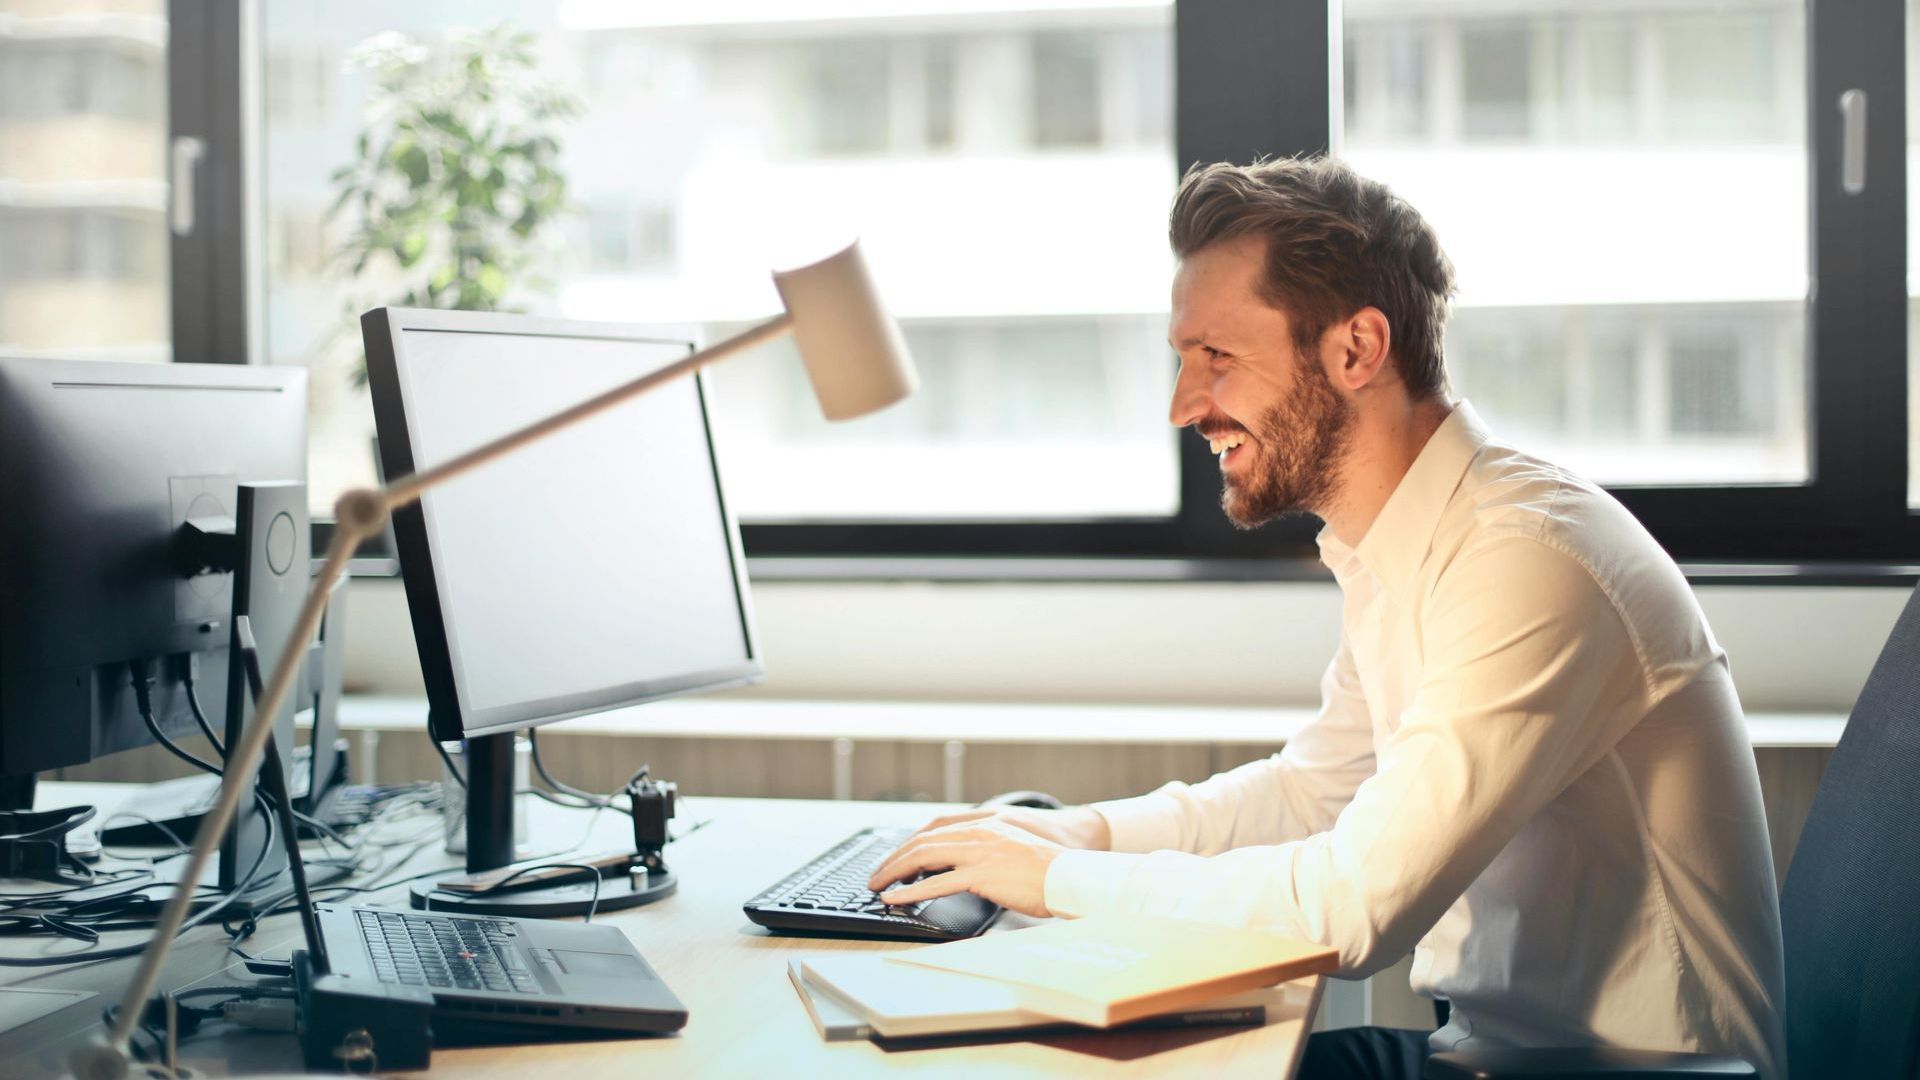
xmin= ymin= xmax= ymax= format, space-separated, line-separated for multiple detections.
xmin=362 ymin=307 xmax=764 ymax=743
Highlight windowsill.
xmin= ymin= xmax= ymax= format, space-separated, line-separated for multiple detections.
xmin=336 ymin=555 xmax=1920 ymax=587
xmin=338 ymin=695 xmax=1846 ymax=749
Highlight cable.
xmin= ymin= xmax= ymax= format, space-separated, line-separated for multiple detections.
xmin=426 ymin=861 xmax=605 ymax=922
xmin=292 ymin=808 xmax=354 ymax=852
xmin=0 ymin=787 xmax=281 ymax=968
xmin=527 ymin=729 xmax=601 ymax=806
xmin=527 ymin=729 xmax=650 ymax=813
xmin=131 ymin=662 xmax=222 ymax=777
xmin=182 ymin=668 xmax=225 ymax=758
xmin=0 ymin=847 xmax=270 ymax=968
xmin=431 ymin=735 xmax=467 ymax=791
xmin=97 ymin=811 xmax=190 ymax=859
xmin=106 ymin=984 xmax=296 ymax=1067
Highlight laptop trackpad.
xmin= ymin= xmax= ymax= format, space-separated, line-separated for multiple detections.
xmin=550 ymin=950 xmax=654 ymax=980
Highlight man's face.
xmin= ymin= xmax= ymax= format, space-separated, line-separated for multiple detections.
xmin=1167 ymin=235 xmax=1355 ymax=529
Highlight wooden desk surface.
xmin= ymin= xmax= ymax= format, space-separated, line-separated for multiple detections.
xmin=4 ymin=786 xmax=1321 ymax=1079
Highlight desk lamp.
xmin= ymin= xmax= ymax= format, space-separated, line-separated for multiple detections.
xmin=73 ymin=241 xmax=917 ymax=1079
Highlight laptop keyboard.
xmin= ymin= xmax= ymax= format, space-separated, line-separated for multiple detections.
xmin=356 ymin=909 xmax=540 ymax=994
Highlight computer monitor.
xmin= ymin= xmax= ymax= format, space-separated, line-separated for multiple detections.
xmin=0 ymin=355 xmax=307 ymax=893
xmin=363 ymin=308 xmax=762 ymax=913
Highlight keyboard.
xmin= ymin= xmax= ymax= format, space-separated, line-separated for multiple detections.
xmin=354 ymin=908 xmax=541 ymax=994
xmin=743 ymin=826 xmax=1002 ymax=942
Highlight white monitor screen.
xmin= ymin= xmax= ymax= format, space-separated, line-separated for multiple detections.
xmin=391 ymin=324 xmax=758 ymax=735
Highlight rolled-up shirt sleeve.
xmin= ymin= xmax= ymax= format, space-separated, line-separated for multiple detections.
xmin=1045 ymin=536 xmax=1649 ymax=977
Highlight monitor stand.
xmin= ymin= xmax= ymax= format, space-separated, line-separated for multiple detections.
xmin=406 ymin=732 xmax=676 ymax=918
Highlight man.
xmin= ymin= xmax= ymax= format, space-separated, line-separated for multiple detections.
xmin=869 ymin=157 xmax=1787 ymax=1080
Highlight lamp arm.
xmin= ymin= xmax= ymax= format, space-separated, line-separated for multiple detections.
xmin=386 ymin=312 xmax=793 ymax=506
xmin=91 ymin=526 xmax=357 ymax=1066
xmin=80 ymin=311 xmax=797 ymax=1078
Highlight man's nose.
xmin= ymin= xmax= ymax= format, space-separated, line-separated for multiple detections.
xmin=1168 ymin=357 xmax=1210 ymax=428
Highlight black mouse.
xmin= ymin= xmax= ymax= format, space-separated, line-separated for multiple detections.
xmin=976 ymin=789 xmax=1064 ymax=811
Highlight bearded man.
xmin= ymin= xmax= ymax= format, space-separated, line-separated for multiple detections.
xmin=869 ymin=157 xmax=1786 ymax=1080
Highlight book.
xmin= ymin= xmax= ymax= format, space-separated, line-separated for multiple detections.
xmin=885 ymin=914 xmax=1339 ymax=1028
xmin=787 ymin=959 xmax=875 ymax=1041
xmin=790 ymin=955 xmax=1267 ymax=1042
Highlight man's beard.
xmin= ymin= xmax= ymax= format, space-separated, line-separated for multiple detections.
xmin=1221 ymin=358 xmax=1355 ymax=530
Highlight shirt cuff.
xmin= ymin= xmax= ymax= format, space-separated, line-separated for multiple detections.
xmin=1044 ymin=849 xmax=1146 ymax=920
xmin=1090 ymin=788 xmax=1187 ymax=854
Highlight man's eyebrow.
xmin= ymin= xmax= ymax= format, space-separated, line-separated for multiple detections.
xmin=1171 ymin=334 xmax=1214 ymax=350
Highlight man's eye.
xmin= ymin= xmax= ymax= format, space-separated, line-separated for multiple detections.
xmin=1205 ymin=346 xmax=1228 ymax=359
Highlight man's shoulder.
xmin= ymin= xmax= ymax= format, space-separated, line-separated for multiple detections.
xmin=1439 ymin=439 xmax=1659 ymax=573
xmin=1426 ymin=438 xmax=1719 ymax=688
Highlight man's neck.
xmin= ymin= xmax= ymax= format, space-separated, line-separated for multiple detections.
xmin=1319 ymin=396 xmax=1455 ymax=548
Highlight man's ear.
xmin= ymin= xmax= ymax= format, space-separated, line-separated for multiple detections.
xmin=1330 ymin=307 xmax=1393 ymax=391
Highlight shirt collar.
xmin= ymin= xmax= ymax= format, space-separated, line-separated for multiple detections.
xmin=1316 ymin=401 xmax=1493 ymax=596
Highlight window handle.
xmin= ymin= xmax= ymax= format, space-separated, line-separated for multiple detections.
xmin=170 ymin=136 xmax=206 ymax=237
xmin=1840 ymin=89 xmax=1867 ymax=195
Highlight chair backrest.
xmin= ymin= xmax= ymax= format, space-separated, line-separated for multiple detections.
xmin=1778 ymin=583 xmax=1920 ymax=1078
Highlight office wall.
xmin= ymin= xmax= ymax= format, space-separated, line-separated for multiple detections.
xmin=342 ymin=577 xmax=1907 ymax=713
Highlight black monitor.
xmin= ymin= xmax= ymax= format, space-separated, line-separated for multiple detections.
xmin=363 ymin=308 xmax=762 ymax=914
xmin=0 ymin=356 xmax=308 ymax=891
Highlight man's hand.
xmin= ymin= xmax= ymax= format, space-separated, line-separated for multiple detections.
xmin=867 ymin=817 xmax=1070 ymax=917
xmin=898 ymin=804 xmax=1112 ymax=852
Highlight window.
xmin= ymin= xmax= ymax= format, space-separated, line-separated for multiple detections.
xmin=1342 ymin=0 xmax=1810 ymax=488
xmin=0 ymin=7 xmax=169 ymax=361
xmin=259 ymin=3 xmax=1179 ymax=527
xmin=1460 ymin=21 xmax=1534 ymax=140
xmin=164 ymin=1 xmax=1917 ymax=565
xmin=1033 ymin=32 xmax=1103 ymax=148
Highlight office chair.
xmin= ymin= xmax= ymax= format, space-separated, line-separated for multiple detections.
xmin=1427 ymin=582 xmax=1920 ymax=1079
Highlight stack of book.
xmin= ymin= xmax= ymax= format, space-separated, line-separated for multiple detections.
xmin=789 ymin=914 xmax=1338 ymax=1044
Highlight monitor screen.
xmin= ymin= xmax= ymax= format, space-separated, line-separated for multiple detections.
xmin=366 ymin=311 xmax=761 ymax=741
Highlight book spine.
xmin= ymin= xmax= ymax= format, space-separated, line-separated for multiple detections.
xmin=1128 ymin=1005 xmax=1265 ymax=1030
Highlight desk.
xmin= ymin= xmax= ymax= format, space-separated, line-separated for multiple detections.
xmin=3 ymin=784 xmax=1322 ymax=1079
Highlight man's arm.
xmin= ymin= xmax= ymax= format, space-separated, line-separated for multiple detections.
xmin=1043 ymin=537 xmax=1648 ymax=974
xmin=873 ymin=537 xmax=1650 ymax=972
xmin=869 ymin=627 xmax=1375 ymax=908
xmin=1094 ymin=633 xmax=1378 ymax=856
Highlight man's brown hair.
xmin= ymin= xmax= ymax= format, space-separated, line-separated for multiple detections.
xmin=1169 ymin=156 xmax=1456 ymax=398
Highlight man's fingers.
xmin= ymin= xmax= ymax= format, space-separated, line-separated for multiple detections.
xmin=872 ymin=824 xmax=994 ymax=887
xmin=869 ymin=840 xmax=973 ymax=891
xmin=906 ymin=809 xmax=994 ymax=841
xmin=880 ymin=869 xmax=972 ymax=906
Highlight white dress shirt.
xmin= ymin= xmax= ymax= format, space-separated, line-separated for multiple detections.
xmin=1044 ymin=403 xmax=1787 ymax=1076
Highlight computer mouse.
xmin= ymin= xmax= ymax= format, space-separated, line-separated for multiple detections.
xmin=975 ymin=789 xmax=1064 ymax=811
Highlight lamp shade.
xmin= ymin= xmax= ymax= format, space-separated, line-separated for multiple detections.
xmin=771 ymin=240 xmax=919 ymax=422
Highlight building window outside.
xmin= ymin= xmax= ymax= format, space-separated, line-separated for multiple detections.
xmin=262 ymin=3 xmax=1178 ymax=522
xmin=1343 ymin=0 xmax=1808 ymax=487
xmin=1033 ymin=31 xmax=1103 ymax=148
xmin=0 ymin=3 xmax=170 ymax=361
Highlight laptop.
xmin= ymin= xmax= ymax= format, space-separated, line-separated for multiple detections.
xmin=311 ymin=901 xmax=687 ymax=1039
xmin=225 ymin=616 xmax=686 ymax=1045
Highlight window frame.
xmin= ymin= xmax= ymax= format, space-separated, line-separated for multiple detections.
xmin=169 ymin=0 xmax=257 ymax=370
xmin=188 ymin=0 xmax=1915 ymax=570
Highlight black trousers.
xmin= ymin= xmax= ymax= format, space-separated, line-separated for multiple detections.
xmin=1297 ymin=1026 xmax=1432 ymax=1080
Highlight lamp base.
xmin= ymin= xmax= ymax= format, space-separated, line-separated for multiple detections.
xmin=406 ymin=862 xmax=675 ymax=919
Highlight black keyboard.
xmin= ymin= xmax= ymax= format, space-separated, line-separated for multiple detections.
xmin=355 ymin=908 xmax=541 ymax=994
xmin=743 ymin=826 xmax=1001 ymax=942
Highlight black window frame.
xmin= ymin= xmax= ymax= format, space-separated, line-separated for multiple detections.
xmin=181 ymin=0 xmax=1915 ymax=571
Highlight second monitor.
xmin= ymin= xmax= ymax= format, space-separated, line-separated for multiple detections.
xmin=363 ymin=308 xmax=762 ymax=916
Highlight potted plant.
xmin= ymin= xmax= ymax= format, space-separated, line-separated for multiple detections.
xmin=328 ymin=21 xmax=583 ymax=384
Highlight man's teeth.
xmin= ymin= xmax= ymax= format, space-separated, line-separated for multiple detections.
xmin=1208 ymin=434 xmax=1249 ymax=455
